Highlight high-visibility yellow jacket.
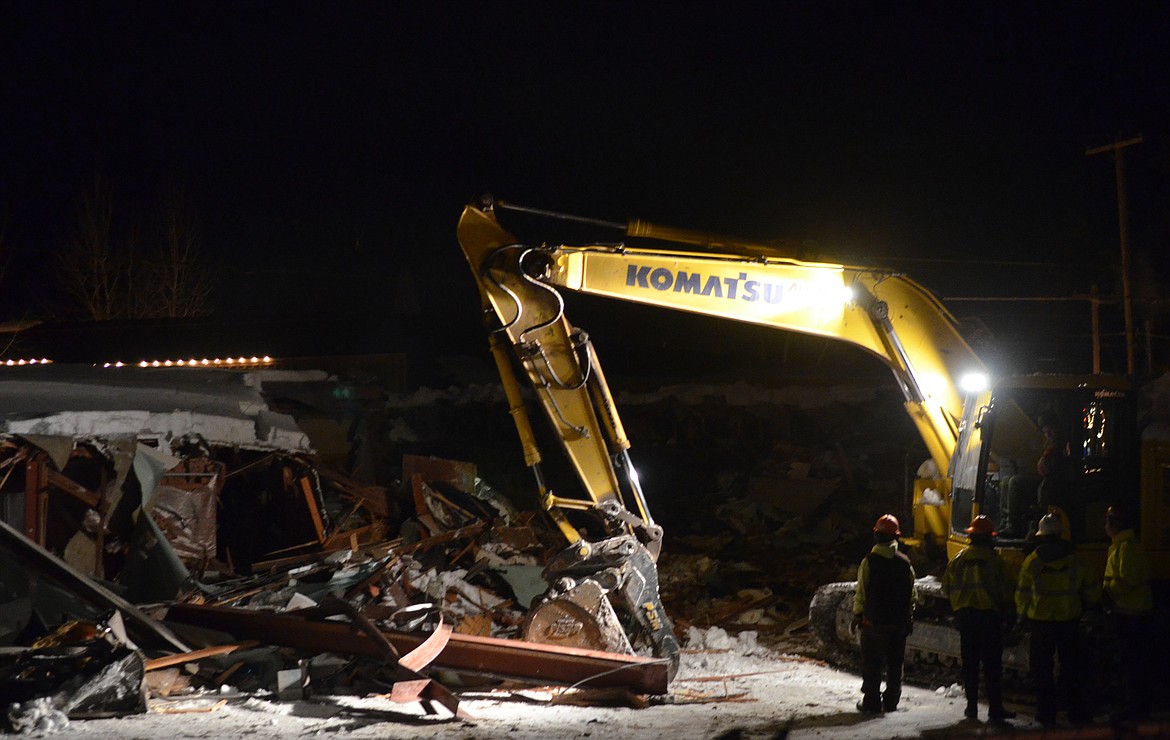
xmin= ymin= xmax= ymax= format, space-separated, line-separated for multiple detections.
xmin=1104 ymin=529 xmax=1152 ymax=616
xmin=1016 ymin=538 xmax=1100 ymax=622
xmin=942 ymin=544 xmax=1015 ymax=615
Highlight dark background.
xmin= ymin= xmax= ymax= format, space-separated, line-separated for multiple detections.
xmin=2 ymin=3 xmax=1169 ymax=381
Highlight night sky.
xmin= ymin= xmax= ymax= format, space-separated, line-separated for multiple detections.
xmin=2 ymin=4 xmax=1169 ymax=374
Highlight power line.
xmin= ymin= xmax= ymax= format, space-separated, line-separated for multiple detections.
xmin=943 ymin=295 xmax=1107 ymax=303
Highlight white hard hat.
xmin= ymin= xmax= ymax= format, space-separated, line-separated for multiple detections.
xmin=1035 ymin=514 xmax=1062 ymax=537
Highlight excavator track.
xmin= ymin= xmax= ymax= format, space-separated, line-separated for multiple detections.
xmin=809 ymin=578 xmax=1031 ymax=690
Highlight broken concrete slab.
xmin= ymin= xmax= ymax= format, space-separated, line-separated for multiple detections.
xmin=0 ymin=365 xmax=310 ymax=451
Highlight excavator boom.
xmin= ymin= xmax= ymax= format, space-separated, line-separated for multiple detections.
xmin=460 ymin=197 xmax=984 ymax=475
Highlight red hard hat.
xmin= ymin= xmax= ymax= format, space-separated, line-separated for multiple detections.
xmin=965 ymin=515 xmax=996 ymax=537
xmin=874 ymin=514 xmax=901 ymax=536
xmin=1106 ymin=505 xmax=1133 ymax=529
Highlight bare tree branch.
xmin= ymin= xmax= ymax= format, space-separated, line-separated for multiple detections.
xmin=55 ymin=176 xmax=132 ymax=320
xmin=54 ymin=177 xmax=216 ymax=320
xmin=141 ymin=186 xmax=215 ymax=318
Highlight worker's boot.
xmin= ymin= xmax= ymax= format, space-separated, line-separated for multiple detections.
xmin=988 ymin=693 xmax=1016 ymax=724
xmin=986 ymin=675 xmax=1015 ymax=723
xmin=963 ymin=684 xmax=978 ymax=720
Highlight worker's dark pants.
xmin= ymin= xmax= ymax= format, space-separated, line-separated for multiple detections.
xmin=860 ymin=623 xmax=907 ymax=710
xmin=1028 ymin=618 xmax=1087 ymax=722
xmin=1107 ymin=612 xmax=1151 ymax=717
xmin=955 ymin=607 xmax=1005 ymax=710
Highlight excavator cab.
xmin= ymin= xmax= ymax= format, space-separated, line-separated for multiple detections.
xmin=949 ymin=376 xmax=1137 ymax=555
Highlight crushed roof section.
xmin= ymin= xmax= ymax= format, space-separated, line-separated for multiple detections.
xmin=0 ymin=365 xmax=310 ymax=451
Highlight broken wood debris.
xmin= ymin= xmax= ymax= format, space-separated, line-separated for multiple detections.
xmin=149 ymin=698 xmax=229 ymax=714
xmin=0 ymin=434 xmax=392 ymax=591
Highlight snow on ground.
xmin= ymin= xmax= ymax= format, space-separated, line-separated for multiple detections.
xmin=35 ymin=627 xmax=1047 ymax=740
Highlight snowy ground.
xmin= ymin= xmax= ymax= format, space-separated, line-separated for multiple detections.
xmin=29 ymin=629 xmax=1059 ymax=740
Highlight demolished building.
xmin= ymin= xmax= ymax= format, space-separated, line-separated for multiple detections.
xmin=0 ymin=362 xmax=673 ymax=732
xmin=0 ymin=305 xmax=927 ymax=734
xmin=0 ymin=364 xmax=351 ymax=582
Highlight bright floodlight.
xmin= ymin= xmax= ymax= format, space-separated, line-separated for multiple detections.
xmin=960 ymin=372 xmax=988 ymax=393
xmin=819 ymin=282 xmax=856 ymax=306
xmin=628 ymin=461 xmax=642 ymax=488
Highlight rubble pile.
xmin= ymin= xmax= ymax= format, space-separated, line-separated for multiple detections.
xmin=374 ymin=374 xmax=921 ymax=641
xmin=0 ymin=431 xmax=668 ymax=731
xmin=0 ymin=367 xmax=921 ymax=733
xmin=383 ymin=378 xmax=924 ymax=653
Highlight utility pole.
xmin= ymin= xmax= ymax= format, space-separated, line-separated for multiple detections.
xmin=1090 ymin=283 xmax=1101 ymax=374
xmin=1086 ymin=135 xmax=1142 ymax=375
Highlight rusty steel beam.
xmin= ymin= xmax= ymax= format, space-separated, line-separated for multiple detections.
xmin=165 ymin=603 xmax=669 ymax=695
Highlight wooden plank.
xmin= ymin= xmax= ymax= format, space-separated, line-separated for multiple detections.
xmin=24 ymin=456 xmax=43 ymax=541
xmin=46 ymin=469 xmax=102 ymax=509
xmin=298 ymin=475 xmax=326 ymax=543
xmin=144 ymin=640 xmax=260 ymax=671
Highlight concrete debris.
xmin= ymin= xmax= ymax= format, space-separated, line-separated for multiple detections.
xmin=0 ymin=366 xmax=310 ymax=451
xmin=684 ymin=625 xmax=766 ymax=657
xmin=936 ymin=682 xmax=964 ymax=698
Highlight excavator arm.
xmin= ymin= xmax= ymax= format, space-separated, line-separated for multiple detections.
xmin=456 ymin=195 xmax=985 ymax=678
xmin=458 ymin=197 xmax=678 ymax=675
xmin=460 ymin=197 xmax=984 ymax=472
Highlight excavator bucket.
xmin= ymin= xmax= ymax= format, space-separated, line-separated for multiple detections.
xmin=526 ymin=535 xmax=681 ymax=679
xmin=524 ymin=580 xmax=635 ymax=655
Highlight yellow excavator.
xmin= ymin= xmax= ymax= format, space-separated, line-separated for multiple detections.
xmin=456 ymin=194 xmax=1170 ymax=681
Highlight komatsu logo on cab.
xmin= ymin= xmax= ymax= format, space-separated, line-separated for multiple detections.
xmin=625 ymin=264 xmax=804 ymax=304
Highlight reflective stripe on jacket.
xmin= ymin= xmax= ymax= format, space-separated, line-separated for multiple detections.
xmin=941 ymin=544 xmax=1015 ymax=614
xmin=1104 ymin=529 xmax=1153 ymax=616
xmin=1015 ymin=539 xmax=1100 ymax=622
